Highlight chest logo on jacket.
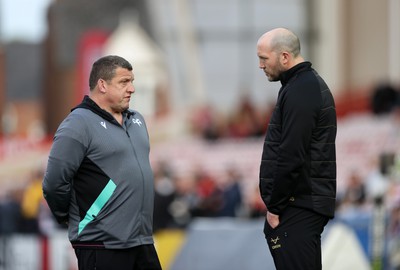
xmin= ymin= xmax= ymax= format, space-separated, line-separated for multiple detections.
xmin=132 ymin=118 xmax=142 ymax=126
xmin=100 ymin=121 xmax=107 ymax=129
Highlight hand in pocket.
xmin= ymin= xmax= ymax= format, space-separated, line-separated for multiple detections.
xmin=266 ymin=211 xmax=280 ymax=229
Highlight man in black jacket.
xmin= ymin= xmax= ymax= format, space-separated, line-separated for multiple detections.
xmin=257 ymin=28 xmax=337 ymax=270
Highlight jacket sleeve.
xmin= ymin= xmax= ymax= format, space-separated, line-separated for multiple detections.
xmin=268 ymin=81 xmax=321 ymax=214
xmin=42 ymin=114 xmax=87 ymax=224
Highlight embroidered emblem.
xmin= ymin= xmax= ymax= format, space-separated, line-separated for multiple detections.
xmin=271 ymin=236 xmax=280 ymax=244
xmin=100 ymin=121 xmax=107 ymax=129
xmin=132 ymin=118 xmax=142 ymax=126
xmin=270 ymin=236 xmax=281 ymax=250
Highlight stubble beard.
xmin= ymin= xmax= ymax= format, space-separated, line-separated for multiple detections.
xmin=267 ymin=64 xmax=285 ymax=82
xmin=266 ymin=72 xmax=280 ymax=82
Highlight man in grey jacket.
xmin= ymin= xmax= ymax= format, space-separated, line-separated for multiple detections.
xmin=43 ymin=55 xmax=162 ymax=270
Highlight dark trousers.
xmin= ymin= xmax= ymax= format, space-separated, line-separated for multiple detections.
xmin=263 ymin=207 xmax=329 ymax=270
xmin=74 ymin=244 xmax=162 ymax=270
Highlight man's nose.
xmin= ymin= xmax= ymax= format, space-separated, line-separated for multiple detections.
xmin=129 ymin=84 xmax=135 ymax=93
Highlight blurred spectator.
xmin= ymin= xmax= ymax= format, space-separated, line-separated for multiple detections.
xmin=20 ymin=169 xmax=43 ymax=234
xmin=371 ymin=83 xmax=399 ymax=115
xmin=365 ymin=156 xmax=390 ymax=203
xmin=248 ymin=186 xmax=267 ymax=218
xmin=342 ymin=171 xmax=366 ymax=207
xmin=388 ymin=205 xmax=400 ymax=270
xmin=38 ymin=199 xmax=58 ymax=235
xmin=190 ymin=104 xmax=227 ymax=141
xmin=168 ymin=174 xmax=199 ymax=228
xmin=228 ymin=95 xmax=265 ymax=138
xmin=192 ymin=167 xmax=223 ymax=217
xmin=0 ymin=188 xmax=23 ymax=234
xmin=153 ymin=161 xmax=177 ymax=232
xmin=217 ymin=167 xmax=243 ymax=217
xmin=189 ymin=97 xmax=272 ymax=141
xmin=388 ymin=205 xmax=400 ymax=238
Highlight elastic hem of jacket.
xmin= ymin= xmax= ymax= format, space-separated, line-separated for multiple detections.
xmin=71 ymin=241 xmax=105 ymax=249
xmin=288 ymin=195 xmax=335 ymax=218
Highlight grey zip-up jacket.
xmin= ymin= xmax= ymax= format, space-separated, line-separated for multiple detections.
xmin=43 ymin=96 xmax=155 ymax=249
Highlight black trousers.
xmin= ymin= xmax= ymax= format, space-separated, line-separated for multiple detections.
xmin=263 ymin=207 xmax=329 ymax=270
xmin=74 ymin=244 xmax=162 ymax=270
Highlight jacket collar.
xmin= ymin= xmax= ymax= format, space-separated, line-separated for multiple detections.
xmin=72 ymin=95 xmax=135 ymax=123
xmin=280 ymin=61 xmax=312 ymax=87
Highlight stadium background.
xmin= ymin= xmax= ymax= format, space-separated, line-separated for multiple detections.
xmin=0 ymin=0 xmax=400 ymax=269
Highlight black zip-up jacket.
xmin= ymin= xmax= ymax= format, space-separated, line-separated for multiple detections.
xmin=43 ymin=96 xmax=155 ymax=249
xmin=259 ymin=62 xmax=337 ymax=218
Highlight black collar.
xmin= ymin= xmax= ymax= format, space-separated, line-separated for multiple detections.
xmin=72 ymin=95 xmax=135 ymax=122
xmin=280 ymin=61 xmax=312 ymax=86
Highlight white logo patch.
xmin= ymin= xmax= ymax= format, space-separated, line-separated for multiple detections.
xmin=132 ymin=118 xmax=142 ymax=126
xmin=100 ymin=121 xmax=107 ymax=129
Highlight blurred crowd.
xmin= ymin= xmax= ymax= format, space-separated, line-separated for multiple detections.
xmin=1 ymin=83 xmax=400 ymax=268
xmin=0 ymin=168 xmax=61 ymax=236
xmin=335 ymin=153 xmax=400 ymax=269
xmin=152 ymin=160 xmax=266 ymax=232
xmin=0 ymin=160 xmax=267 ymax=236
xmin=189 ymin=95 xmax=273 ymax=141
xmin=335 ymin=82 xmax=400 ymax=269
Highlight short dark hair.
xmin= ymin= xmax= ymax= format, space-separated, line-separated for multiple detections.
xmin=89 ymin=55 xmax=133 ymax=90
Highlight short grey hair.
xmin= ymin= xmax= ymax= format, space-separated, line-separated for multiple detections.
xmin=270 ymin=30 xmax=301 ymax=57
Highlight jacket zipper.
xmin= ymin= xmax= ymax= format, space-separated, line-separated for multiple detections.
xmin=124 ymin=121 xmax=146 ymax=243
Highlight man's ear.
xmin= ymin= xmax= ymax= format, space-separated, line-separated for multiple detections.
xmin=98 ymin=79 xmax=107 ymax=93
xmin=280 ymin=51 xmax=290 ymax=65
